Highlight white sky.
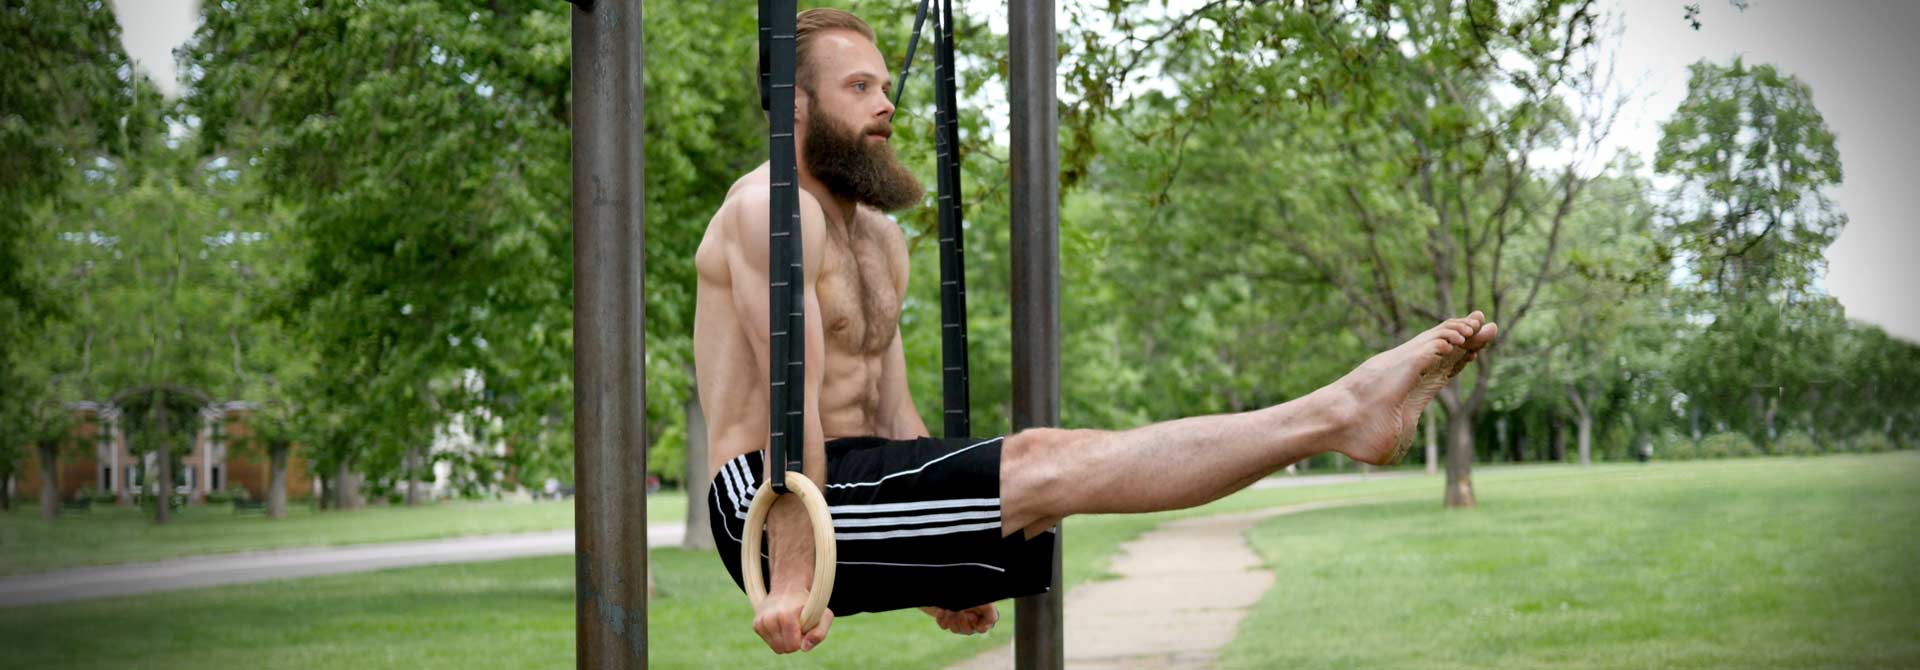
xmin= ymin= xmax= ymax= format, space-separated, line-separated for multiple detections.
xmin=116 ymin=0 xmax=1918 ymax=342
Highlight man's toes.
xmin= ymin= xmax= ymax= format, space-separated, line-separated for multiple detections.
xmin=1467 ymin=322 xmax=1498 ymax=350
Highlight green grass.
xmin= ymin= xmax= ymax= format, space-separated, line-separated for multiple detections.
xmin=5 ymin=457 xmax=1911 ymax=668
xmin=0 ymin=493 xmax=687 ymax=576
xmin=1221 ymin=453 xmax=1920 ymax=669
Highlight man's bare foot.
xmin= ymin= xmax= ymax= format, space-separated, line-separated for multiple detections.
xmin=1329 ymin=312 xmax=1498 ymax=466
xmin=919 ymin=604 xmax=998 ymax=635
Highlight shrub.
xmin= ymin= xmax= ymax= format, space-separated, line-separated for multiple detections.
xmin=205 ymin=489 xmax=233 ymax=504
xmin=1656 ymin=431 xmax=1697 ymax=461
xmin=1772 ymin=431 xmax=1820 ymax=457
xmin=228 ymin=485 xmax=252 ymax=502
xmin=1699 ymin=432 xmax=1760 ymax=459
xmin=1853 ymin=432 xmax=1895 ymax=454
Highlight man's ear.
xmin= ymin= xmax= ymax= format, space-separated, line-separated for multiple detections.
xmin=794 ymin=87 xmax=811 ymax=127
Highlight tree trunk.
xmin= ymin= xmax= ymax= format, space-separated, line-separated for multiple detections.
xmin=1 ymin=471 xmax=11 ymax=511
xmin=1566 ymin=384 xmax=1592 ymax=466
xmin=1424 ymin=411 xmax=1438 ymax=475
xmin=1576 ymin=412 xmax=1593 ymax=466
xmin=1495 ymin=416 xmax=1513 ymax=463
xmin=404 ymin=446 xmax=421 ymax=507
xmin=683 ymin=381 xmax=714 ymax=551
xmin=1763 ymin=394 xmax=1780 ymax=442
xmin=37 ymin=441 xmax=58 ymax=520
xmin=1549 ymin=414 xmax=1566 ymax=462
xmin=1689 ymin=406 xmax=1701 ymax=440
xmin=334 ymin=459 xmax=362 ymax=510
xmin=155 ymin=449 xmax=173 ymax=524
xmin=1444 ymin=409 xmax=1477 ymax=508
xmin=267 ymin=441 xmax=290 ymax=519
xmin=316 ymin=471 xmax=332 ymax=510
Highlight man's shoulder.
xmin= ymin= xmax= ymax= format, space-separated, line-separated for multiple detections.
xmin=714 ymin=165 xmax=828 ymax=265
xmin=723 ymin=163 xmax=825 ymax=212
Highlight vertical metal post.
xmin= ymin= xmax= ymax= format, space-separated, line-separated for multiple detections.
xmin=571 ymin=0 xmax=648 ymax=667
xmin=1009 ymin=1 xmax=1062 ymax=669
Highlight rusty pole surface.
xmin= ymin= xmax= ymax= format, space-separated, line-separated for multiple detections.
xmin=571 ymin=0 xmax=649 ymax=666
xmin=1009 ymin=1 xmax=1063 ymax=668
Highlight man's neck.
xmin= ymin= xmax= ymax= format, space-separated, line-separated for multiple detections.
xmin=797 ymin=169 xmax=857 ymax=231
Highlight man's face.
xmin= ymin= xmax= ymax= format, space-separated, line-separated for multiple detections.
xmin=798 ymin=30 xmax=924 ymax=212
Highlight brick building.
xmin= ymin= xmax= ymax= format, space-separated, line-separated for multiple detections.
xmin=10 ymin=402 xmax=314 ymax=506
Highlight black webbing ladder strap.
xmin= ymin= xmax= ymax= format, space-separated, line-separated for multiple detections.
xmin=930 ymin=0 xmax=972 ymax=440
xmin=760 ymin=0 xmax=802 ymax=495
xmin=894 ymin=0 xmax=973 ymax=439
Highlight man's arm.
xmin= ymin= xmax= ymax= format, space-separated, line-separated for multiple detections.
xmin=871 ymin=207 xmax=929 ymax=439
xmin=881 ymin=326 xmax=930 ymax=438
xmin=723 ymin=188 xmax=831 ymax=650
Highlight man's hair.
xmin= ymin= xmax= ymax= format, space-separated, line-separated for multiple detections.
xmin=795 ymin=8 xmax=876 ymax=94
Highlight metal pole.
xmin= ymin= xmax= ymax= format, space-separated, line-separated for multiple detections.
xmin=1009 ymin=1 xmax=1062 ymax=668
xmin=571 ymin=0 xmax=648 ymax=667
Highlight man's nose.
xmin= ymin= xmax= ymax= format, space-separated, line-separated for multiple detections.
xmin=876 ymin=96 xmax=895 ymax=121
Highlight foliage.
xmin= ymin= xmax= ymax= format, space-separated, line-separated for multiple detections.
xmin=0 ymin=0 xmax=149 ymax=482
xmin=1697 ymin=431 xmax=1759 ymax=459
xmin=1655 ymin=430 xmax=1697 ymax=461
xmin=1772 ymin=430 xmax=1818 ymax=457
xmin=1850 ymin=431 xmax=1894 ymax=454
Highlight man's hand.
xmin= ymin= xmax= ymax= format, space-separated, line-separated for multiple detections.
xmin=753 ymin=589 xmax=833 ymax=653
xmin=920 ymin=603 xmax=999 ymax=635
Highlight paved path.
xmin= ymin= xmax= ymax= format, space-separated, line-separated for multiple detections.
xmin=0 ymin=523 xmax=686 ymax=608
xmin=952 ymin=485 xmax=1406 ymax=669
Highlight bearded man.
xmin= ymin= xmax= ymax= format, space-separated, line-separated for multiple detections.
xmin=691 ymin=8 xmax=1498 ymax=655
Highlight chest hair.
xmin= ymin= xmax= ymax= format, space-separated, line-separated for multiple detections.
xmin=819 ymin=223 xmax=900 ymax=354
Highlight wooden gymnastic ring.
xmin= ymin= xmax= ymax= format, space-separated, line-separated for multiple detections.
xmin=741 ymin=471 xmax=836 ymax=632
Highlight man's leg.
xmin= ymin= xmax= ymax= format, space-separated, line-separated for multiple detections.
xmin=999 ymin=313 xmax=1497 ymax=538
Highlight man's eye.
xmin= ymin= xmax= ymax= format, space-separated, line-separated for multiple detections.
xmin=854 ymin=82 xmax=867 ymax=92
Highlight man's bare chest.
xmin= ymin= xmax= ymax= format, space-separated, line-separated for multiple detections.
xmin=816 ymin=233 xmax=900 ymax=355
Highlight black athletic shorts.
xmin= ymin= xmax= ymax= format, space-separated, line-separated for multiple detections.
xmin=707 ymin=435 xmax=1056 ymax=615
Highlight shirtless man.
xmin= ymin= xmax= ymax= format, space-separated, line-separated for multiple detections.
xmin=691 ymin=8 xmax=1498 ymax=655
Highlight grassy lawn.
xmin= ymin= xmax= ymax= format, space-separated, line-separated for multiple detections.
xmin=1222 ymin=453 xmax=1920 ymax=669
xmin=3 ymin=455 xmax=1910 ymax=668
xmin=0 ymin=469 xmax=1444 ymax=669
xmin=0 ymin=492 xmax=687 ymax=576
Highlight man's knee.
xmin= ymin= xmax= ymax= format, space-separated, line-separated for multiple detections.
xmin=1001 ymin=427 xmax=1102 ymax=521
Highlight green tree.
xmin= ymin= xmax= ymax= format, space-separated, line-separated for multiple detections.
xmin=186 ymin=0 xmax=576 ymax=499
xmin=0 ymin=0 xmax=152 ymax=516
xmin=1656 ymin=58 xmax=1846 ymax=443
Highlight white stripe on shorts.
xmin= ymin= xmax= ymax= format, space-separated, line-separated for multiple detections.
xmin=835 ymin=520 xmax=1003 ymax=541
xmin=832 ymin=509 xmax=1001 ymax=529
xmin=837 ymin=560 xmax=1006 ymax=573
xmin=829 ymin=497 xmax=1000 ymax=516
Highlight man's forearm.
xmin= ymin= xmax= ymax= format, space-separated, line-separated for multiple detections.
xmin=767 ymin=494 xmax=817 ymax=593
xmin=768 ymin=436 xmax=828 ymax=594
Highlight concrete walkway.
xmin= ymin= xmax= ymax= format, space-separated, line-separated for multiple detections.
xmin=952 ymin=493 xmax=1398 ymax=669
xmin=0 ymin=523 xmax=685 ymax=608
